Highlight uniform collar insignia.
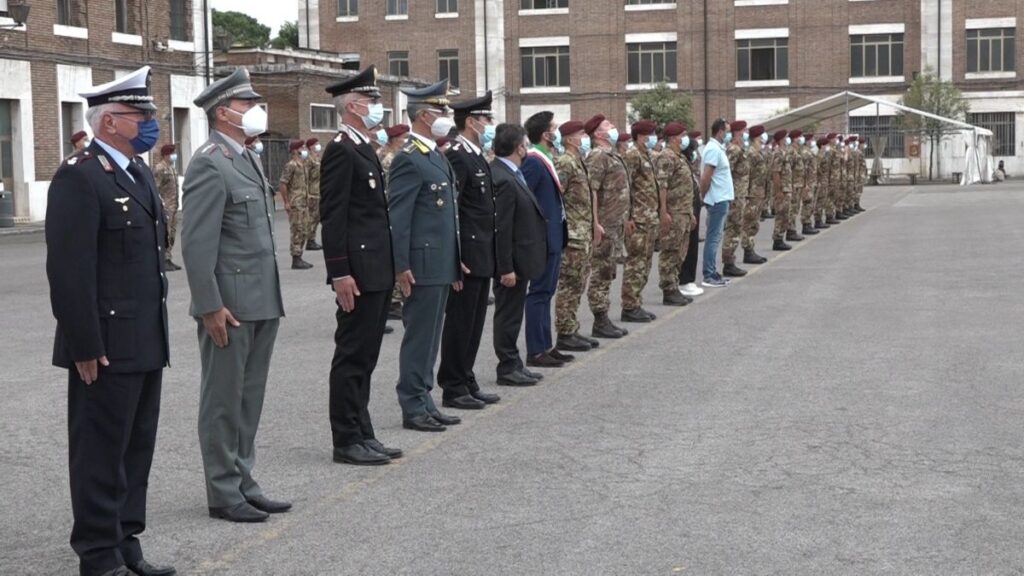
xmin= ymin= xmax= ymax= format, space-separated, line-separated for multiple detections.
xmin=114 ymin=197 xmax=130 ymax=204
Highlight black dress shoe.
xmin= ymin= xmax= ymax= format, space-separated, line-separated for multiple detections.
xmin=470 ymin=390 xmax=501 ymax=404
xmin=442 ymin=394 xmax=486 ymax=410
xmin=722 ymin=262 xmax=747 ymax=277
xmin=127 ymin=560 xmax=177 ymax=576
xmin=786 ymin=230 xmax=804 ymax=242
xmin=403 ymin=415 xmax=446 ymax=432
xmin=305 ymin=240 xmax=322 ymax=251
xmin=743 ymin=250 xmax=767 ymax=264
xmin=428 ymin=410 xmax=461 ymax=425
xmin=527 ymin=352 xmax=565 ymax=368
xmin=621 ymin=307 xmax=652 ymax=323
xmin=364 ymin=438 xmax=403 ymax=459
xmin=334 ymin=443 xmax=390 ymax=465
xmin=246 ymin=494 xmax=292 ymax=514
xmin=101 ymin=568 xmax=133 ymax=576
xmin=496 ymin=371 xmax=539 ymax=386
xmin=773 ymin=239 xmax=792 ymax=251
xmin=556 ymin=333 xmax=592 ymax=352
xmin=163 ymin=259 xmax=181 ymax=271
xmin=548 ymin=348 xmax=575 ymax=362
xmin=208 ymin=502 xmax=269 ymax=523
xmin=522 ymin=368 xmax=544 ymax=380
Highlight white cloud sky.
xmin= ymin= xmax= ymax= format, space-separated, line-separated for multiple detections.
xmin=211 ymin=0 xmax=299 ymax=36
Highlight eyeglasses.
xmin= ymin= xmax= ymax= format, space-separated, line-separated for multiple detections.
xmin=109 ymin=110 xmax=155 ymax=122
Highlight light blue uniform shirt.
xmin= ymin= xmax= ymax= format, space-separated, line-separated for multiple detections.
xmin=701 ymin=137 xmax=734 ymax=205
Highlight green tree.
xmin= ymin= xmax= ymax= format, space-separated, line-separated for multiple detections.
xmin=627 ymin=83 xmax=694 ymax=129
xmin=212 ymin=9 xmax=270 ymax=49
xmin=898 ymin=67 xmax=970 ymax=181
xmin=271 ymin=21 xmax=299 ymax=50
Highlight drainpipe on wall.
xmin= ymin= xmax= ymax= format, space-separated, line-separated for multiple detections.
xmin=703 ymin=0 xmax=709 ymax=133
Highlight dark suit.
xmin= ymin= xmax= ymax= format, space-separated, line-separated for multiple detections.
xmin=46 ymin=140 xmax=169 ymax=576
xmin=437 ymin=138 xmax=495 ymax=399
xmin=521 ymin=150 xmax=567 ymax=357
xmin=320 ymin=125 xmax=394 ymax=447
xmin=490 ymin=158 xmax=547 ymax=376
xmin=388 ymin=134 xmax=461 ymax=417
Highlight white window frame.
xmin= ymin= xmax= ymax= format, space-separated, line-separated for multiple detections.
xmin=624 ymin=1 xmax=677 ymax=11
xmin=54 ymin=24 xmax=89 ymax=39
xmin=310 ymin=104 xmax=337 ymax=133
xmin=734 ymin=0 xmax=787 ymax=5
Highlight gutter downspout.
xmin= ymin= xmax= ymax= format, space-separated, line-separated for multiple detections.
xmin=703 ymin=0 xmax=709 ymax=133
xmin=484 ymin=0 xmax=489 ymax=91
xmin=203 ymin=0 xmax=211 ymax=85
xmin=305 ymin=0 xmax=311 ymax=49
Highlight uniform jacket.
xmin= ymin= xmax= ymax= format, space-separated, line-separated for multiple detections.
xmin=153 ymin=159 xmax=178 ymax=208
xmin=585 ymin=146 xmax=631 ymax=227
xmin=491 ymin=158 xmax=548 ymax=281
xmin=387 ymin=134 xmax=461 ymax=286
xmin=181 ymin=131 xmax=284 ymax=321
xmin=622 ymin=145 xmax=661 ymax=225
xmin=555 ymin=150 xmax=594 ymax=248
xmin=319 ymin=126 xmax=395 ymax=292
xmin=46 ymin=140 xmax=170 ymax=373
xmin=447 ymin=136 xmax=496 ymax=279
xmin=521 ymin=148 xmax=567 ymax=255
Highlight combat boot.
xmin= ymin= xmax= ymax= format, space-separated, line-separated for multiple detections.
xmin=773 ymin=239 xmax=792 ymax=251
xmin=164 ymin=259 xmax=182 ymax=271
xmin=815 ymin=218 xmax=831 ymax=230
xmin=836 ymin=211 xmax=850 ymax=220
xmin=786 ymin=229 xmax=804 ymax=242
xmin=292 ymin=256 xmax=313 ymax=270
xmin=801 ymin=224 xmax=820 ymax=236
xmin=577 ymin=333 xmax=600 ymax=348
xmin=722 ymin=262 xmax=747 ymax=277
xmin=591 ymin=312 xmax=627 ymax=339
xmin=306 ymin=239 xmax=322 ymax=251
xmin=556 ymin=333 xmax=592 ymax=352
xmin=743 ymin=250 xmax=767 ymax=265
xmin=662 ymin=290 xmax=691 ymax=306
xmin=621 ymin=308 xmax=653 ymax=323
xmin=826 ymin=214 xmax=840 ymax=225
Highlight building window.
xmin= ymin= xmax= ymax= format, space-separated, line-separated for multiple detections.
xmin=114 ymin=0 xmax=137 ymax=34
xmin=169 ymin=0 xmax=189 ymax=41
xmin=969 ymin=112 xmax=1016 ymax=156
xmin=0 ymin=0 xmax=8 ymax=16
xmin=850 ymin=34 xmax=904 ymax=77
xmin=438 ymin=49 xmax=460 ymax=88
xmin=57 ymin=0 xmax=82 ymax=27
xmin=387 ymin=0 xmax=408 ymax=16
xmin=967 ymin=29 xmax=1015 ymax=73
xmin=848 ymin=116 xmax=905 ymax=159
xmin=521 ymin=46 xmax=570 ymax=88
xmin=61 ymin=102 xmax=84 ymax=159
xmin=521 ymin=0 xmax=567 ymax=9
xmin=437 ymin=0 xmax=457 ymax=13
xmin=736 ymin=38 xmax=788 ymax=81
xmin=388 ymin=50 xmax=410 ymax=77
xmin=337 ymin=0 xmax=358 ymax=17
xmin=627 ymin=42 xmax=677 ymax=84
xmin=626 ymin=0 xmax=674 ymax=4
xmin=311 ymin=105 xmax=336 ymax=132
xmin=0 ymin=100 xmax=13 ymax=191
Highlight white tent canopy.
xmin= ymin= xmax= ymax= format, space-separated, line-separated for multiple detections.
xmin=762 ymin=91 xmax=994 ymax=186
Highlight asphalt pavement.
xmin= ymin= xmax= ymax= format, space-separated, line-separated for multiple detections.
xmin=2 ymin=183 xmax=1023 ymax=575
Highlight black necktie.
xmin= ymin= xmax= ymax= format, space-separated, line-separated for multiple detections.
xmin=127 ymin=160 xmax=159 ymax=214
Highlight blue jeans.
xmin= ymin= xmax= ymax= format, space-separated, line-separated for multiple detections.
xmin=702 ymin=200 xmax=731 ymax=280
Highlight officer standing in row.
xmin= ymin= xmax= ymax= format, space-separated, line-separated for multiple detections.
xmin=47 ymin=65 xmax=176 ymax=576
xmin=67 ymin=129 xmax=89 ymax=160
xmin=153 ymin=143 xmax=181 ymax=271
xmin=654 ymin=122 xmax=695 ymax=306
xmin=620 ymin=119 xmax=661 ymax=323
xmin=182 ymin=67 xmax=291 ymax=523
xmin=305 ymin=137 xmax=323 ymax=251
xmin=721 ymin=120 xmax=749 ymax=277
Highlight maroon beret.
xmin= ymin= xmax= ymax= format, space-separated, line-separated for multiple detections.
xmin=305 ymin=138 xmax=319 ymax=148
xmin=437 ymin=137 xmax=450 ymax=148
xmin=730 ymin=120 xmax=747 ymax=132
xmin=245 ymin=136 xmax=258 ymax=145
xmin=688 ymin=130 xmax=702 ymax=140
xmin=290 ymin=139 xmax=305 ymax=152
xmin=803 ymin=133 xmax=814 ymax=140
xmin=559 ymin=120 xmax=585 ymax=137
xmin=160 ymin=144 xmax=176 ymax=156
xmin=847 ymin=136 xmax=858 ymax=144
xmin=71 ymin=130 xmax=88 ymax=144
xmin=749 ymin=125 xmax=765 ymax=139
xmin=631 ymin=120 xmax=656 ymax=136
xmin=858 ymin=135 xmax=866 ymax=143
xmin=788 ymin=129 xmax=802 ymax=139
xmin=773 ymin=130 xmax=788 ymax=142
xmin=663 ymin=122 xmax=686 ymax=138
xmin=386 ymin=124 xmax=410 ymax=138
xmin=584 ymin=114 xmax=606 ymax=136
xmin=817 ymin=137 xmax=829 ymax=147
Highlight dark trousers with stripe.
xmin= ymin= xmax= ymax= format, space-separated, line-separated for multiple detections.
xmin=437 ymin=276 xmax=491 ymax=399
xmin=329 ymin=289 xmax=390 ymax=447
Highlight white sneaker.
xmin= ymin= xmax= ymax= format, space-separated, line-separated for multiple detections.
xmin=679 ymin=282 xmax=704 ymax=297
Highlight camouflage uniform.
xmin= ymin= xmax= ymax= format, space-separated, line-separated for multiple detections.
xmin=280 ymin=157 xmax=309 ymax=257
xmin=586 ymin=145 xmax=631 ymax=315
xmin=828 ymin=144 xmax=843 ymax=219
xmin=815 ymin=146 xmax=832 ymax=224
xmin=380 ymin=146 xmax=404 ymax=307
xmin=742 ymin=143 xmax=768 ymax=251
xmin=771 ymin=145 xmax=793 ymax=240
xmin=721 ymin=142 xmax=749 ymax=264
xmin=842 ymin=146 xmax=854 ymax=212
xmin=800 ymin=145 xmax=818 ymax=228
xmin=856 ymin=147 xmax=868 ymax=207
xmin=620 ymin=145 xmax=660 ymax=311
xmin=153 ymin=158 xmax=179 ymax=257
xmin=305 ymin=154 xmax=322 ymax=240
xmin=554 ymin=150 xmax=594 ymax=336
xmin=789 ymin=145 xmax=806 ymax=230
xmin=655 ymin=147 xmax=694 ymax=292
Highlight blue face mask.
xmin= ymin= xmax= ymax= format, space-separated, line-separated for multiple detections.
xmin=761 ymin=133 xmax=769 ymax=144
xmin=481 ymin=124 xmax=497 ymax=152
xmin=798 ymin=136 xmax=806 ymax=146
xmin=130 ymin=118 xmax=160 ymax=154
xmin=607 ymin=128 xmax=619 ymax=146
xmin=550 ymin=130 xmax=562 ymax=150
xmin=724 ymin=132 xmax=733 ymax=144
xmin=376 ymin=129 xmax=388 ymax=147
xmin=743 ymin=132 xmax=750 ymax=144
xmin=579 ymin=136 xmax=592 ymax=155
xmin=646 ymin=134 xmax=657 ymax=150
xmin=681 ymin=136 xmax=690 ymax=149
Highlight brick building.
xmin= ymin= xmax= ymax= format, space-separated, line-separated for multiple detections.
xmin=297 ymin=0 xmax=1024 ymax=176
xmin=0 ymin=0 xmax=209 ymax=221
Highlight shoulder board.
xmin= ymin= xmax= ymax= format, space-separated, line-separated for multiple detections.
xmin=333 ymin=131 xmax=348 ymax=144
xmin=97 ymin=155 xmax=114 ymax=173
xmin=451 ymin=143 xmax=463 ymax=152
xmin=63 ymin=150 xmax=95 ymax=167
xmin=413 ymin=139 xmax=430 ymax=154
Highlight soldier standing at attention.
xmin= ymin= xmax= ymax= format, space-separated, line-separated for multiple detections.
xmin=799 ymin=134 xmax=821 ymax=236
xmin=154 ymin=143 xmax=182 ymax=271
xmin=813 ymin=136 xmax=832 ymax=231
xmin=279 ymin=140 xmax=313 ymax=269
xmin=826 ymin=133 xmax=843 ymax=225
xmin=856 ymin=136 xmax=868 ymax=212
xmin=770 ymin=130 xmax=793 ymax=251
xmin=182 ymin=67 xmax=291 ymax=524
xmin=655 ymin=122 xmax=695 ymax=306
xmin=786 ymin=130 xmax=806 ymax=243
xmin=584 ymin=114 xmax=630 ymax=339
xmin=620 ymin=119 xmax=661 ymax=322
xmin=553 ymin=119 xmax=603 ymax=352
xmin=721 ymin=120 xmax=749 ymax=277
xmin=67 ymin=130 xmax=89 ymax=160
xmin=47 ymin=65 xmax=177 ymax=576
xmin=304 ymin=137 xmax=323 ymax=251
xmin=388 ymin=79 xmax=464 ymax=432
xmin=741 ymin=125 xmax=769 ymax=265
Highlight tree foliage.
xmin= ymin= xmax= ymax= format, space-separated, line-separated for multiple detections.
xmin=628 ymin=83 xmax=694 ymax=129
xmin=271 ymin=21 xmax=299 ymax=50
xmin=898 ymin=67 xmax=970 ymax=180
xmin=212 ymin=9 xmax=270 ymax=49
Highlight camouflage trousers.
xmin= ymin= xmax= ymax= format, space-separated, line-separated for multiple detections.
xmin=801 ymin=184 xmax=816 ymax=226
xmin=658 ymin=211 xmax=692 ymax=292
xmin=161 ymin=194 xmax=179 ymax=257
xmin=555 ymin=242 xmax=592 ymax=335
xmin=788 ymin=185 xmax=804 ymax=231
xmin=587 ymin=222 xmax=623 ymax=315
xmin=772 ymin=188 xmax=792 ymax=240
xmin=812 ymin=183 xmax=827 ymax=223
xmin=288 ymin=194 xmax=309 ymax=257
xmin=741 ymin=193 xmax=765 ymax=251
xmin=307 ymin=192 xmax=321 ymax=242
xmin=621 ymin=222 xmax=656 ymax=310
xmin=721 ymin=195 xmax=747 ymax=264
xmin=827 ymin=180 xmax=841 ymax=216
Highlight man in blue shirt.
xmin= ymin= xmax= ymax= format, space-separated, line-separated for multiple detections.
xmin=698 ymin=118 xmax=734 ymax=287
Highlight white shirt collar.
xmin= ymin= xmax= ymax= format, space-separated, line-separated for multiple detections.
xmin=93 ymin=138 xmax=135 ymax=181
xmin=341 ymin=123 xmax=369 ymax=144
xmin=409 ymin=131 xmax=437 ymax=151
xmin=215 ymin=131 xmax=245 ymax=154
xmin=458 ymin=135 xmax=481 ymax=156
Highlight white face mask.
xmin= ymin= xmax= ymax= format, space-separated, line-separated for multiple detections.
xmin=226 ymin=105 xmax=268 ymax=137
xmin=300 ymin=150 xmax=309 ymax=160
xmin=169 ymin=154 xmax=178 ymax=163
xmin=253 ymin=141 xmax=264 ymax=154
xmin=430 ymin=114 xmax=456 ymax=139
xmin=313 ymin=144 xmax=322 ymax=153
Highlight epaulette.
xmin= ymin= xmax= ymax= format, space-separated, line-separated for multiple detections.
xmin=409 ymin=139 xmax=430 ymax=155
xmin=333 ymin=131 xmax=348 ymax=144
xmin=97 ymin=155 xmax=114 ymax=173
xmin=201 ymin=142 xmax=232 ymax=157
xmin=63 ymin=150 xmax=95 ymax=167
xmin=451 ymin=142 xmax=463 ymax=152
